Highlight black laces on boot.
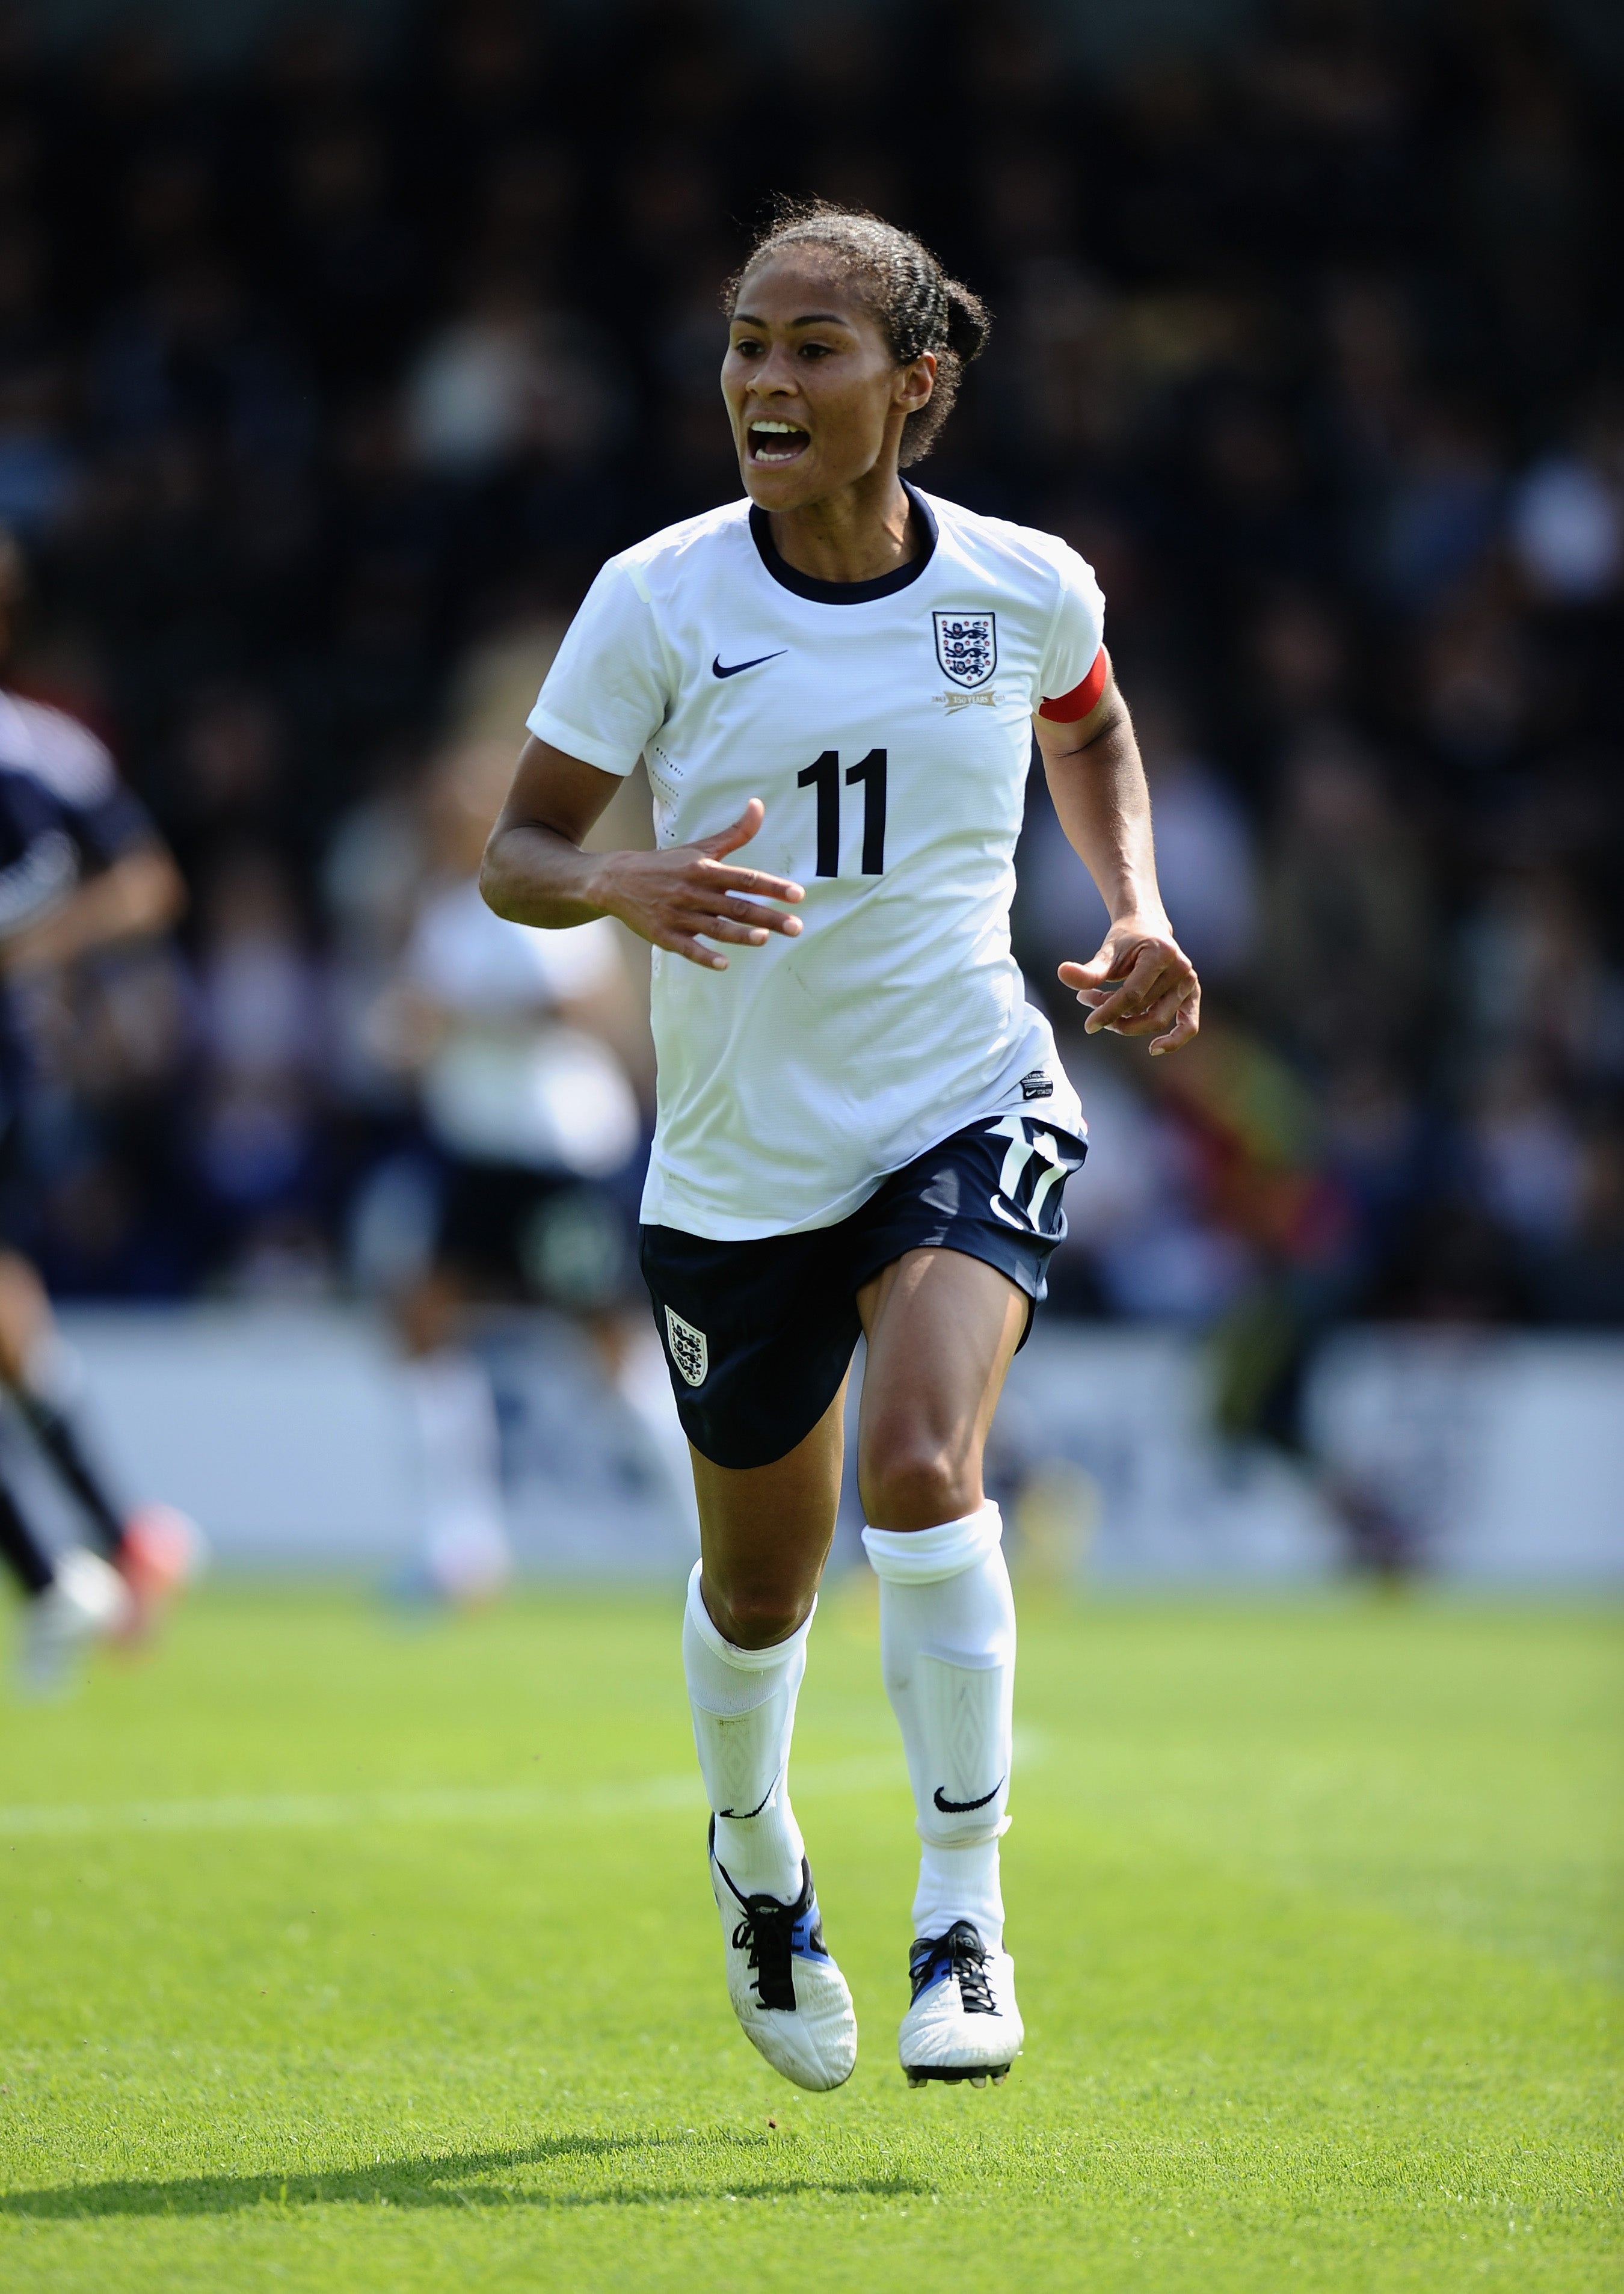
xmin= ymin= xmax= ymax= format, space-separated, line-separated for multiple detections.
xmin=728 ymin=1897 xmax=796 ymax=2011
xmin=910 ymin=1920 xmax=997 ymax=2015
xmin=712 ymin=1833 xmax=807 ymax=2013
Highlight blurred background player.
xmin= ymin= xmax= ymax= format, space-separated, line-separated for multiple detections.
xmin=0 ymin=529 xmax=201 ymax=1688
xmin=348 ymin=695 xmax=666 ymax=1601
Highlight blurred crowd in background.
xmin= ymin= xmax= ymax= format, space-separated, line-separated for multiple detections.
xmin=0 ymin=0 xmax=1620 ymax=1409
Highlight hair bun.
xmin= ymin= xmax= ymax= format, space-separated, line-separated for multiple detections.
xmin=944 ymin=280 xmax=991 ymax=366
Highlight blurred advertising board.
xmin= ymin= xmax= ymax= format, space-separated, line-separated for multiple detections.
xmin=35 ymin=1309 xmax=1623 ymax=1587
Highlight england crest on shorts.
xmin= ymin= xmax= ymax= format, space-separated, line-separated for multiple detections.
xmin=664 ymin=1306 xmax=709 ymax=1388
xmin=933 ymin=610 xmax=997 ymax=690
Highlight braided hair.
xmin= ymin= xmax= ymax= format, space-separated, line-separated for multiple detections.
xmin=727 ymin=200 xmax=991 ymax=467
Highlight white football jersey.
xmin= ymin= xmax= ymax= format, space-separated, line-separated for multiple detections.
xmin=527 ymin=484 xmax=1104 ymax=1239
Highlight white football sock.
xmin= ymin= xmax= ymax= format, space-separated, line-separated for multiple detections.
xmin=682 ymin=1560 xmax=808 ymax=1904
xmin=863 ymin=1503 xmax=1014 ymax=1952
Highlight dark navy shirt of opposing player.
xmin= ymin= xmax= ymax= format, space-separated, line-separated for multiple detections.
xmin=0 ymin=687 xmax=161 ymax=1108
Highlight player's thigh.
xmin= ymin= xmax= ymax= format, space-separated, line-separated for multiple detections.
xmin=691 ymin=1376 xmax=849 ymax=1647
xmin=855 ymin=1248 xmax=1027 ymax=1528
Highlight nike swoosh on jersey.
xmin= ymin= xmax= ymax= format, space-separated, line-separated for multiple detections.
xmin=932 ymin=1777 xmax=1004 ymax=1815
xmin=712 ymin=650 xmax=787 ymax=678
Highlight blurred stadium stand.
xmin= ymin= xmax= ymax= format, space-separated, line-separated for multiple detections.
xmin=0 ymin=0 xmax=1618 ymax=1578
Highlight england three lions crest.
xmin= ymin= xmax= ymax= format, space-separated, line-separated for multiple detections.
xmin=664 ymin=1306 xmax=708 ymax=1388
xmin=933 ymin=610 xmax=997 ymax=690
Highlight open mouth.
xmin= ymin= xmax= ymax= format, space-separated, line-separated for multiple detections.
xmin=747 ymin=419 xmax=810 ymax=465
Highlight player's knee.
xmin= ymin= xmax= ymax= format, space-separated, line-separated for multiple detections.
xmin=860 ymin=1437 xmax=973 ymax=1532
xmin=704 ymin=1581 xmax=813 ymax=1652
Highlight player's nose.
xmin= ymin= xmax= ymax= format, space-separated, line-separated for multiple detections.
xmin=749 ymin=346 xmax=804 ymax=395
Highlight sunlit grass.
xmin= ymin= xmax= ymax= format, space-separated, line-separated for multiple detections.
xmin=0 ymin=1581 xmax=1617 ymax=2291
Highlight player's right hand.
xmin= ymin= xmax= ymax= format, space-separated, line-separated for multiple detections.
xmin=593 ymin=799 xmax=805 ymax=971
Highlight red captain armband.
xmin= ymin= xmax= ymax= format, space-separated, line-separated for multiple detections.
xmin=1038 ymin=647 xmax=1109 ymax=723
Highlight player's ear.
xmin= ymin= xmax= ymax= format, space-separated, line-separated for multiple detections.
xmin=896 ymin=350 xmax=936 ymax=413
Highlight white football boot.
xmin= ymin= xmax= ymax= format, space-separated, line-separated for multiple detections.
xmin=16 ymin=1547 xmax=134 ymax=1696
xmin=899 ymin=1919 xmax=1023 ymax=2088
xmin=708 ymin=1818 xmax=857 ymax=2092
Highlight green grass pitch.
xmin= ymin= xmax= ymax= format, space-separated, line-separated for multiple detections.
xmin=0 ymin=1579 xmax=1617 ymax=2292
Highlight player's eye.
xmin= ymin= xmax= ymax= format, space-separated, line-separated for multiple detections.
xmin=798 ymin=341 xmax=832 ymax=358
xmin=731 ymin=336 xmax=763 ymax=357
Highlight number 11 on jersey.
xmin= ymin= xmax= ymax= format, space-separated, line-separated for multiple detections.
xmin=796 ymin=748 xmax=887 ymax=877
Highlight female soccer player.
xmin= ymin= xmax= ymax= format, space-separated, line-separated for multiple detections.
xmin=481 ymin=205 xmax=1199 ymax=2091
xmin=0 ymin=529 xmax=199 ymax=1690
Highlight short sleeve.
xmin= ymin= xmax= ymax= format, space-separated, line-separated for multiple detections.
xmin=524 ymin=558 xmax=669 ymax=777
xmin=0 ymin=693 xmax=158 ymax=864
xmin=1035 ymin=546 xmax=1108 ymax=723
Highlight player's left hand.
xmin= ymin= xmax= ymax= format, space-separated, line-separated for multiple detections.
xmin=1059 ymin=923 xmax=1200 ymax=1057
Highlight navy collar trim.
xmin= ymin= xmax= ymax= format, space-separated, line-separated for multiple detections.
xmin=748 ymin=482 xmax=937 ymax=603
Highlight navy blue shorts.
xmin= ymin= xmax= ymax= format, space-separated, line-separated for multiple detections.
xmin=639 ymin=1113 xmax=1087 ymax=1470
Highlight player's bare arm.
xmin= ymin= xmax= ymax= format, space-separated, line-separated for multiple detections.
xmin=1033 ymin=665 xmax=1201 ymax=1057
xmin=0 ymin=844 xmax=186 ymax=978
xmin=481 ymin=736 xmax=804 ymax=973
